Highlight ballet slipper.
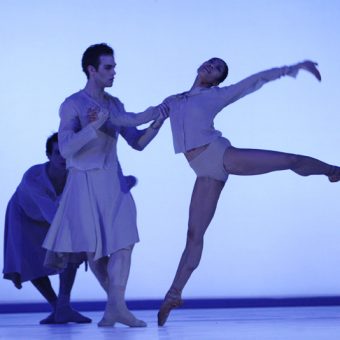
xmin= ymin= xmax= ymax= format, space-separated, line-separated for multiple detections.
xmin=54 ymin=306 xmax=92 ymax=324
xmin=328 ymin=175 xmax=340 ymax=183
xmin=98 ymin=314 xmax=146 ymax=328
xmin=157 ymin=291 xmax=183 ymax=326
xmin=39 ymin=312 xmax=56 ymax=324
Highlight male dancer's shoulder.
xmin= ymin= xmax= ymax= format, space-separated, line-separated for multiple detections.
xmin=62 ymin=90 xmax=85 ymax=105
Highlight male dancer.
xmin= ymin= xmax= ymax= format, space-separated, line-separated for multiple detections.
xmin=3 ymin=133 xmax=91 ymax=324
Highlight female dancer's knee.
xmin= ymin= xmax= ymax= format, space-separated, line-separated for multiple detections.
xmin=187 ymin=228 xmax=204 ymax=245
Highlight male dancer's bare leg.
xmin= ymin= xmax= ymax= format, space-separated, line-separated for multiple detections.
xmin=98 ymin=247 xmax=146 ymax=327
xmin=54 ymin=263 xmax=92 ymax=324
xmin=88 ymin=254 xmax=109 ymax=293
xmin=31 ymin=276 xmax=58 ymax=324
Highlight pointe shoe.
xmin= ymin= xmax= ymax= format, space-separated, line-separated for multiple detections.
xmin=39 ymin=312 xmax=56 ymax=324
xmin=157 ymin=292 xmax=183 ymax=327
xmin=329 ymin=175 xmax=340 ymax=183
xmin=54 ymin=306 xmax=92 ymax=324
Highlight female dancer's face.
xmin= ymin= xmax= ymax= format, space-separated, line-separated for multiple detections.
xmin=197 ymin=58 xmax=226 ymax=86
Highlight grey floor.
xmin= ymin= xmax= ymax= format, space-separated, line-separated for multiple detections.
xmin=1 ymin=306 xmax=340 ymax=340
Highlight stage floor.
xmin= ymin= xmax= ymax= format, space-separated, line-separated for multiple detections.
xmin=1 ymin=306 xmax=340 ymax=339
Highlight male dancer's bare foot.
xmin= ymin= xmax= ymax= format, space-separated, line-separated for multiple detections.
xmin=157 ymin=290 xmax=183 ymax=327
xmin=39 ymin=312 xmax=56 ymax=324
xmin=98 ymin=308 xmax=146 ymax=327
xmin=54 ymin=306 xmax=92 ymax=324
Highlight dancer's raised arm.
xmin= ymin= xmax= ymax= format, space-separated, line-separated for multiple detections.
xmin=218 ymin=60 xmax=321 ymax=107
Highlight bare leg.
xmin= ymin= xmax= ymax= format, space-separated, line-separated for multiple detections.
xmin=98 ymin=247 xmax=146 ymax=328
xmin=54 ymin=263 xmax=92 ymax=324
xmin=223 ymin=146 xmax=340 ymax=180
xmin=158 ymin=177 xmax=225 ymax=326
xmin=31 ymin=276 xmax=57 ymax=306
xmin=31 ymin=276 xmax=57 ymax=324
xmin=87 ymin=253 xmax=109 ymax=293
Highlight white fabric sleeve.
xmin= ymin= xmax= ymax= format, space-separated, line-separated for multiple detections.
xmin=58 ymin=99 xmax=99 ymax=159
xmin=218 ymin=66 xmax=296 ymax=107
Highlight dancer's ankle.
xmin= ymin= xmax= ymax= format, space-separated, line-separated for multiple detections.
xmin=167 ymin=287 xmax=182 ymax=299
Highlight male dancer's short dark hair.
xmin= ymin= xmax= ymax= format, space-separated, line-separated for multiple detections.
xmin=46 ymin=132 xmax=58 ymax=155
xmin=81 ymin=43 xmax=114 ymax=79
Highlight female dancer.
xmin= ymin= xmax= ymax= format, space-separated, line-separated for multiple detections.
xmin=158 ymin=58 xmax=340 ymax=326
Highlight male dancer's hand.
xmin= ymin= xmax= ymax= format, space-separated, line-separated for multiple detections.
xmin=87 ymin=107 xmax=109 ymax=129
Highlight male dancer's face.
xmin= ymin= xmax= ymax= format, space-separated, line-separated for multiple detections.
xmin=91 ymin=55 xmax=116 ymax=88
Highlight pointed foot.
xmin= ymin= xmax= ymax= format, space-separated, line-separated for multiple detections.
xmin=329 ymin=175 xmax=340 ymax=183
xmin=157 ymin=294 xmax=183 ymax=327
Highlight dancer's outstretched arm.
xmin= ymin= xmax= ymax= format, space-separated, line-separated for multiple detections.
xmin=107 ymin=104 xmax=164 ymax=127
xmin=59 ymin=101 xmax=168 ymax=158
xmin=121 ymin=109 xmax=168 ymax=150
xmin=218 ymin=60 xmax=321 ymax=107
xmin=84 ymin=94 xmax=166 ymax=128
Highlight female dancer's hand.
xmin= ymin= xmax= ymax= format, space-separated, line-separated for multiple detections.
xmin=150 ymin=102 xmax=169 ymax=129
xmin=157 ymin=102 xmax=170 ymax=118
xmin=297 ymin=60 xmax=321 ymax=81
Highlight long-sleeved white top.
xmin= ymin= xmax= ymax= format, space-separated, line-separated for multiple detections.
xmin=167 ymin=66 xmax=298 ymax=153
xmin=58 ymin=90 xmax=158 ymax=170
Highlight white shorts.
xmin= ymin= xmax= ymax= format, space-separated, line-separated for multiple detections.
xmin=188 ymin=137 xmax=232 ymax=182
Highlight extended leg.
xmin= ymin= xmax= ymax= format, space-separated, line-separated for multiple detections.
xmin=54 ymin=263 xmax=92 ymax=324
xmin=158 ymin=177 xmax=225 ymax=326
xmin=98 ymin=246 xmax=146 ymax=328
xmin=223 ymin=147 xmax=340 ymax=180
xmin=31 ymin=276 xmax=58 ymax=324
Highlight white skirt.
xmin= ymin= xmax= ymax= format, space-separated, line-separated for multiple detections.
xmin=43 ymin=167 xmax=139 ymax=265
